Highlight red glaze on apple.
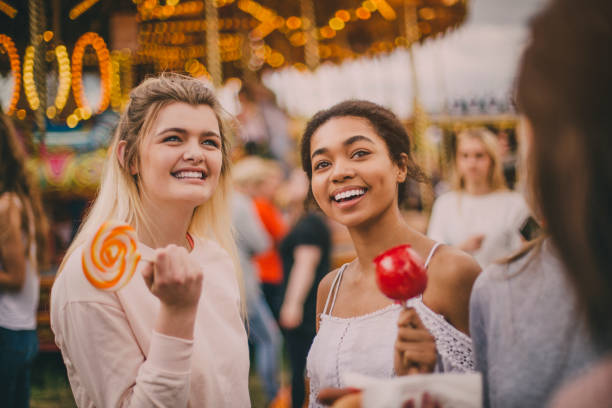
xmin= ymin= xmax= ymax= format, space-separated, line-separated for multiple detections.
xmin=373 ymin=244 xmax=427 ymax=301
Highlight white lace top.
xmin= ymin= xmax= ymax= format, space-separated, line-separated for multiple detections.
xmin=306 ymin=243 xmax=474 ymax=407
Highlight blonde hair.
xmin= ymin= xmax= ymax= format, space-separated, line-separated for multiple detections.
xmin=60 ymin=73 xmax=244 ymax=314
xmin=232 ymin=156 xmax=281 ymax=190
xmin=451 ymin=127 xmax=507 ymax=192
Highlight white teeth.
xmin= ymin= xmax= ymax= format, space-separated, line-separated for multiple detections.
xmin=174 ymin=171 xmax=203 ymax=179
xmin=334 ymin=188 xmax=365 ymax=202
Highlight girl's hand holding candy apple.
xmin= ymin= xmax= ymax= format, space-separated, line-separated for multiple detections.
xmin=374 ymin=244 xmax=437 ymax=375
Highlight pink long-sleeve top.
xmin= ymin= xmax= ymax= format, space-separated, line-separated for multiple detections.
xmin=50 ymin=236 xmax=250 ymax=408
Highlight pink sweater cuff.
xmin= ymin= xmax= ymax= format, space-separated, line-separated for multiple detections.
xmin=147 ymin=331 xmax=194 ymax=374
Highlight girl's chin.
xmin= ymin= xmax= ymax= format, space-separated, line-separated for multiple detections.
xmin=167 ymin=195 xmax=212 ymax=209
xmin=328 ymin=212 xmax=369 ymax=229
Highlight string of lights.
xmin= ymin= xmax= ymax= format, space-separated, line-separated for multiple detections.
xmin=71 ymin=32 xmax=112 ymax=116
xmin=0 ymin=34 xmax=21 ymax=115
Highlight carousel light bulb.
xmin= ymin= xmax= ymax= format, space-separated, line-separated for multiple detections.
xmin=329 ymin=17 xmax=345 ymax=31
xmin=67 ymin=114 xmax=79 ymax=128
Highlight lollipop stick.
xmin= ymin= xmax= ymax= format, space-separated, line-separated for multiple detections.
xmin=140 ymin=255 xmax=154 ymax=263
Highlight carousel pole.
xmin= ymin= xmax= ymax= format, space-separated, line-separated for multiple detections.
xmin=404 ymin=1 xmax=420 ymax=106
xmin=300 ymin=0 xmax=319 ymax=70
xmin=29 ymin=0 xmax=46 ymax=140
xmin=404 ymin=0 xmax=435 ymax=211
xmin=239 ymin=32 xmax=257 ymax=84
xmin=205 ymin=0 xmax=222 ymax=87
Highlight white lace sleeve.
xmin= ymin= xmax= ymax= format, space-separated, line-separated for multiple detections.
xmin=411 ymin=299 xmax=475 ymax=373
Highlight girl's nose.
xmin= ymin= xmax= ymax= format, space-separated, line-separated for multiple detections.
xmin=183 ymin=140 xmax=204 ymax=163
xmin=331 ymin=159 xmax=355 ymax=182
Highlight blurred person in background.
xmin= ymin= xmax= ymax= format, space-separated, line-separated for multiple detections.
xmin=234 ymin=156 xmax=288 ymax=320
xmin=0 ymin=114 xmax=49 ymax=408
xmin=427 ymin=128 xmax=530 ymax=268
xmin=237 ymin=81 xmax=292 ymax=167
xmin=469 ymin=0 xmax=611 ymax=406
xmin=278 ymin=170 xmax=331 ymax=408
xmin=516 ymin=0 xmax=611 ymax=406
xmin=493 ymin=127 xmax=519 ymax=190
xmin=231 ymin=185 xmax=282 ymax=406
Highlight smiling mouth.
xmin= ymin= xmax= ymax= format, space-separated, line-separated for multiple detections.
xmin=171 ymin=170 xmax=207 ymax=180
xmin=332 ymin=188 xmax=367 ymax=203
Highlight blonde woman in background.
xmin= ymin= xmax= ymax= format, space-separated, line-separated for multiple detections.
xmin=50 ymin=74 xmax=250 ymax=407
xmin=232 ymin=157 xmax=282 ymax=405
xmin=0 ymin=114 xmax=50 ymax=408
xmin=232 ymin=156 xmax=288 ymax=319
xmin=427 ymin=128 xmax=530 ymax=267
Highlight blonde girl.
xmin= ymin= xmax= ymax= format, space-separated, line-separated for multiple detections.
xmin=428 ymin=127 xmax=530 ymax=267
xmin=50 ymin=74 xmax=250 ymax=407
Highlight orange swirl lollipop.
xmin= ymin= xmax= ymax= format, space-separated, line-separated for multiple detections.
xmin=82 ymin=221 xmax=145 ymax=291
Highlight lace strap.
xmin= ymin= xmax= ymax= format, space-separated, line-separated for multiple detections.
xmin=424 ymin=242 xmax=443 ymax=269
xmin=322 ymin=263 xmax=348 ymax=315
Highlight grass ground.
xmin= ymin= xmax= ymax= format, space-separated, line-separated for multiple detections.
xmin=30 ymin=353 xmax=76 ymax=408
xmin=30 ymin=352 xmax=277 ymax=408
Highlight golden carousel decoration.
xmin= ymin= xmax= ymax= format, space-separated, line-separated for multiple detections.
xmin=134 ymin=0 xmax=468 ymax=85
xmin=0 ymin=0 xmax=468 ymax=195
xmin=0 ymin=0 xmax=467 ymax=121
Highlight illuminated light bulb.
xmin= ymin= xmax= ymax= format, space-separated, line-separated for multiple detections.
xmin=394 ymin=36 xmax=407 ymax=46
xmin=286 ymin=16 xmax=301 ymax=30
xmin=46 ymin=106 xmax=57 ymax=119
xmin=418 ymin=7 xmax=436 ymax=20
xmin=362 ymin=0 xmax=377 ymax=12
xmin=320 ymin=26 xmax=336 ymax=39
xmin=335 ymin=10 xmax=350 ymax=22
xmin=71 ymin=32 xmax=111 ymax=114
xmin=23 ymin=46 xmax=41 ymax=111
xmin=67 ymin=114 xmax=79 ymax=128
xmin=0 ymin=34 xmax=21 ymax=115
xmin=53 ymin=45 xmax=72 ymax=113
xmin=329 ymin=17 xmax=345 ymax=31
xmin=289 ymin=32 xmax=306 ymax=47
xmin=267 ymin=51 xmax=284 ymax=68
xmin=82 ymin=107 xmax=92 ymax=120
xmin=319 ymin=45 xmax=332 ymax=59
xmin=356 ymin=7 xmax=371 ymax=19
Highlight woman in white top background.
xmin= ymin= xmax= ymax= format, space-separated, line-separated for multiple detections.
xmin=427 ymin=128 xmax=530 ymax=268
xmin=300 ymin=100 xmax=480 ymax=407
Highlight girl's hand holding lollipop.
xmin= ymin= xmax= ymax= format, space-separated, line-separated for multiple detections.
xmin=83 ymin=221 xmax=203 ymax=338
xmin=374 ymin=244 xmax=437 ymax=375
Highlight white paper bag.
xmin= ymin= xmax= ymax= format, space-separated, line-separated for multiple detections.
xmin=342 ymin=372 xmax=482 ymax=408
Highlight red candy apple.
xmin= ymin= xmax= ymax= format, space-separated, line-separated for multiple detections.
xmin=374 ymin=244 xmax=427 ymax=302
